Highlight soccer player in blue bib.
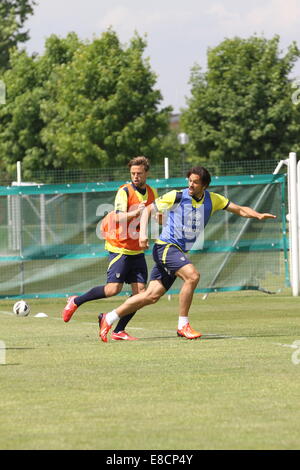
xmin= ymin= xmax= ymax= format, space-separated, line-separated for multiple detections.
xmin=99 ymin=166 xmax=276 ymax=342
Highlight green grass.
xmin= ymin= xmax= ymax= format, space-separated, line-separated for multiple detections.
xmin=1 ymin=291 xmax=300 ymax=450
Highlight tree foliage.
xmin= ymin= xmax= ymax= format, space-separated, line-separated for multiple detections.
xmin=0 ymin=33 xmax=81 ymax=176
xmin=0 ymin=30 xmax=172 ymax=178
xmin=0 ymin=0 xmax=36 ymax=71
xmin=182 ymin=35 xmax=300 ymax=163
xmin=40 ymin=31 xmax=171 ymax=170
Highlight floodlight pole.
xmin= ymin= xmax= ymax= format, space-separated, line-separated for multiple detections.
xmin=178 ymin=133 xmax=189 ymax=176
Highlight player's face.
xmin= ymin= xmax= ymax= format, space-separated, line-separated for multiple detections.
xmin=188 ymin=174 xmax=206 ymax=198
xmin=130 ymin=165 xmax=148 ymax=188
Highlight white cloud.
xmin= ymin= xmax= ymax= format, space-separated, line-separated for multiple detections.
xmin=98 ymin=4 xmax=196 ymax=39
xmin=207 ymin=0 xmax=300 ymax=36
xmin=207 ymin=3 xmax=241 ymax=25
xmin=99 ymin=5 xmax=131 ymax=31
xmin=248 ymin=0 xmax=300 ymax=30
xmin=23 ymin=0 xmax=300 ymax=111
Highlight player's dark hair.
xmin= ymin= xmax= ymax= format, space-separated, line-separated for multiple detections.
xmin=187 ymin=167 xmax=211 ymax=188
xmin=128 ymin=156 xmax=150 ymax=172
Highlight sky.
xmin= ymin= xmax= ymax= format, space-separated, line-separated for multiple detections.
xmin=24 ymin=0 xmax=300 ymax=113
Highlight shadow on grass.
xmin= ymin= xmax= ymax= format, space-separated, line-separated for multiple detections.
xmin=0 ymin=346 xmax=35 ymax=366
xmin=109 ymin=333 xmax=298 ymax=342
xmin=0 ymin=363 xmax=21 ymax=366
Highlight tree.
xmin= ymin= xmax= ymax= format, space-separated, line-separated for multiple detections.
xmin=0 ymin=0 xmax=36 ymax=71
xmin=182 ymin=35 xmax=300 ymax=163
xmin=40 ymin=30 xmax=171 ymax=170
xmin=0 ymin=30 xmax=172 ymax=178
xmin=0 ymin=33 xmax=81 ymax=177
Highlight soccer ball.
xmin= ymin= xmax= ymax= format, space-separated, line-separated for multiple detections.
xmin=13 ymin=300 xmax=30 ymax=317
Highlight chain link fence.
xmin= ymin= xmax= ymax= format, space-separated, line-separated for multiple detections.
xmin=0 ymin=159 xmax=284 ymax=186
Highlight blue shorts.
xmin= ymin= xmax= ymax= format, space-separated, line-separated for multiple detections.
xmin=150 ymin=243 xmax=191 ymax=291
xmin=106 ymin=252 xmax=148 ymax=285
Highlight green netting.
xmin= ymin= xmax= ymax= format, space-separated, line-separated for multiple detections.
xmin=0 ymin=174 xmax=288 ymax=299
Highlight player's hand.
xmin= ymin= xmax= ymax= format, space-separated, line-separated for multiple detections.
xmin=139 ymin=237 xmax=149 ymax=249
xmin=136 ymin=203 xmax=146 ymax=216
xmin=258 ymin=213 xmax=277 ymax=220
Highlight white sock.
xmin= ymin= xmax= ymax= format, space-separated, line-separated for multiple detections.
xmin=178 ymin=316 xmax=189 ymax=330
xmin=106 ymin=310 xmax=120 ymax=326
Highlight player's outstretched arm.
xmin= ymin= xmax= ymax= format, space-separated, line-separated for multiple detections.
xmin=226 ymin=202 xmax=276 ymax=220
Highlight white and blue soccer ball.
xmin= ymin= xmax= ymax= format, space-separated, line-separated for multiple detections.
xmin=13 ymin=300 xmax=30 ymax=317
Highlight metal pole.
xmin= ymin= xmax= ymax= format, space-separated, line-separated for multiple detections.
xmin=19 ymin=196 xmax=25 ymax=296
xmin=40 ymin=193 xmax=46 ymax=245
xmin=224 ymin=185 xmax=229 ymax=240
xmin=82 ymin=192 xmax=87 ymax=244
xmin=16 ymin=162 xmax=24 ymax=295
xmin=289 ymin=152 xmax=300 ymax=296
xmin=164 ymin=158 xmax=169 ymax=179
xmin=7 ymin=195 xmax=13 ymax=250
xmin=17 ymin=161 xmax=21 ymax=184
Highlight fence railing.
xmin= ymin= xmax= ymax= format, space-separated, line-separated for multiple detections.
xmin=0 ymin=159 xmax=284 ymax=186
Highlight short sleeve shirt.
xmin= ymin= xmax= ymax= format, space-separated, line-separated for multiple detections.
xmin=154 ymin=190 xmax=229 ymax=214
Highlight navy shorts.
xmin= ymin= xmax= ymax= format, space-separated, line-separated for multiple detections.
xmin=106 ymin=252 xmax=148 ymax=284
xmin=150 ymin=243 xmax=191 ymax=291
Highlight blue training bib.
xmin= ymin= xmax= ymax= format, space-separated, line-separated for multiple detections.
xmin=159 ymin=188 xmax=212 ymax=252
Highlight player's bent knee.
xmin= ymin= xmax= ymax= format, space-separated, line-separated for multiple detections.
xmin=145 ymin=292 xmax=161 ymax=305
xmin=105 ymin=284 xmax=122 ymax=297
xmin=189 ymin=271 xmax=200 ymax=285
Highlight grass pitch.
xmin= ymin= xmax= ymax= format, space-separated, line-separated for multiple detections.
xmin=1 ymin=291 xmax=300 ymax=450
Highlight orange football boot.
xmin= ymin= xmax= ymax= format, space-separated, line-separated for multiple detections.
xmin=177 ymin=323 xmax=202 ymax=339
xmin=98 ymin=313 xmax=112 ymax=343
xmin=111 ymin=330 xmax=138 ymax=341
xmin=62 ymin=296 xmax=78 ymax=322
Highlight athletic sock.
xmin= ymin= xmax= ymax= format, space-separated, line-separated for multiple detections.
xmin=178 ymin=316 xmax=189 ymax=330
xmin=106 ymin=309 xmax=120 ymax=326
xmin=113 ymin=312 xmax=136 ymax=333
xmin=74 ymin=285 xmax=106 ymax=307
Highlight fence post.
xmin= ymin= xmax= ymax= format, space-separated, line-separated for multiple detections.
xmin=164 ymin=158 xmax=169 ymax=179
xmin=289 ymin=152 xmax=299 ymax=296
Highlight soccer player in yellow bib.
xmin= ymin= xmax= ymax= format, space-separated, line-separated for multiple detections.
xmin=99 ymin=166 xmax=276 ymax=342
xmin=62 ymin=156 xmax=158 ymax=341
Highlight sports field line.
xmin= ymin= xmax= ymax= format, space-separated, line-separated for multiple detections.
xmin=0 ymin=310 xmax=14 ymax=316
xmin=272 ymin=341 xmax=300 ymax=349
